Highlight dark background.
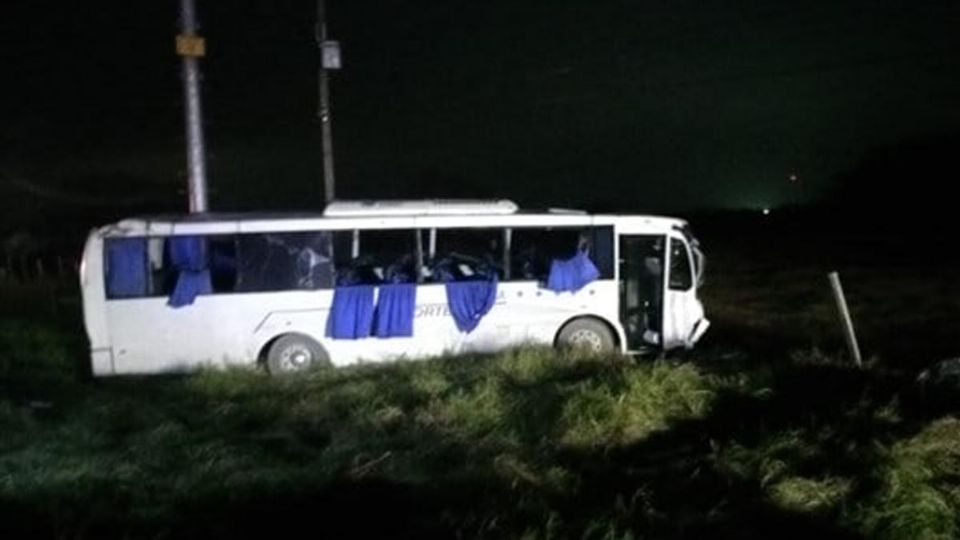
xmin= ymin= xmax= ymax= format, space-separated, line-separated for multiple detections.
xmin=1 ymin=6 xmax=959 ymax=536
xmin=1 ymin=0 xmax=958 ymax=246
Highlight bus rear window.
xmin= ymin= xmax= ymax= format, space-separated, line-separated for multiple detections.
xmin=104 ymin=238 xmax=149 ymax=299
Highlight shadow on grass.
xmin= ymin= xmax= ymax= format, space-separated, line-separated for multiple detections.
xmin=555 ymin=363 xmax=904 ymax=539
xmin=4 ymin=342 xmax=955 ymax=540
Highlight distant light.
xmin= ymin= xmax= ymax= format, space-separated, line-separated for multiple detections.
xmin=762 ymin=208 xmax=771 ymax=216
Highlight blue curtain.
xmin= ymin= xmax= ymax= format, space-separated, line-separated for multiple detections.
xmin=445 ymin=275 xmax=498 ymax=333
xmin=167 ymin=236 xmax=213 ymax=308
xmin=546 ymin=251 xmax=600 ymax=293
xmin=326 ymin=285 xmax=376 ymax=339
xmin=374 ymin=283 xmax=417 ymax=338
xmin=105 ymin=238 xmax=148 ymax=298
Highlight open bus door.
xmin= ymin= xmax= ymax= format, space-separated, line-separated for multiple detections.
xmin=618 ymin=235 xmax=664 ymax=351
xmin=661 ymin=235 xmax=709 ymax=349
xmin=619 ymin=233 xmax=708 ymax=351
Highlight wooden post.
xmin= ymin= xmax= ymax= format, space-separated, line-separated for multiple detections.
xmin=828 ymin=271 xmax=863 ymax=368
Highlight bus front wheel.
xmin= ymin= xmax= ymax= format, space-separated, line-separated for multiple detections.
xmin=265 ymin=334 xmax=332 ymax=375
xmin=557 ymin=318 xmax=616 ymax=354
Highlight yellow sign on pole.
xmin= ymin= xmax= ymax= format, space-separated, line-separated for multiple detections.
xmin=176 ymin=35 xmax=206 ymax=57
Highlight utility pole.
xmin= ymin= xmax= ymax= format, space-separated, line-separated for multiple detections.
xmin=177 ymin=0 xmax=209 ymax=213
xmin=316 ymin=0 xmax=340 ymax=203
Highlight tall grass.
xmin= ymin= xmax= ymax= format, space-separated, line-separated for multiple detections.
xmin=0 ymin=319 xmax=74 ymax=381
xmin=849 ymin=418 xmax=960 ymax=540
xmin=1 ymin=301 xmax=958 ymax=538
xmin=559 ymin=362 xmax=712 ymax=447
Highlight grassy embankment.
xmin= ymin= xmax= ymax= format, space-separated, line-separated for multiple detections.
xmin=2 ymin=234 xmax=959 ymax=538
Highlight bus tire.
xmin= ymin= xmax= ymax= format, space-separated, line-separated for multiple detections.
xmin=557 ymin=318 xmax=616 ymax=354
xmin=265 ymin=334 xmax=331 ymax=375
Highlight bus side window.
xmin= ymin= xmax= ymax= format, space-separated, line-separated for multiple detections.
xmin=332 ymin=231 xmax=354 ymax=278
xmin=432 ymin=228 xmax=504 ymax=282
xmin=509 ymin=228 xmax=608 ymax=282
xmin=509 ymin=229 xmax=553 ymax=281
xmin=668 ymin=238 xmax=693 ymax=291
xmin=208 ymin=236 xmax=238 ymax=293
xmin=236 ymin=232 xmax=333 ymax=292
xmin=587 ymin=227 xmax=614 ymax=279
xmin=148 ymin=235 xmax=235 ymax=296
xmin=146 ymin=238 xmax=172 ymax=296
xmin=337 ymin=229 xmax=419 ymax=285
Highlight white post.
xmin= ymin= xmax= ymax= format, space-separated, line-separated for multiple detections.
xmin=828 ymin=271 xmax=863 ymax=368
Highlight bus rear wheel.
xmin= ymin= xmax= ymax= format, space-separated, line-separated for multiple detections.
xmin=266 ymin=334 xmax=331 ymax=375
xmin=557 ymin=318 xmax=616 ymax=354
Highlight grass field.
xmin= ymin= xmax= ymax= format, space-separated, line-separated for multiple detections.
xmin=1 ymin=227 xmax=959 ymax=539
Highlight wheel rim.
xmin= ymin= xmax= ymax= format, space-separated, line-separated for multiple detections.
xmin=567 ymin=329 xmax=604 ymax=352
xmin=279 ymin=343 xmax=314 ymax=371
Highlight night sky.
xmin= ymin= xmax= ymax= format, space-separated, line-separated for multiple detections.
xmin=1 ymin=0 xmax=958 ymax=222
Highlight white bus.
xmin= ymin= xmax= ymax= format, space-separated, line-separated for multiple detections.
xmin=80 ymin=200 xmax=708 ymax=375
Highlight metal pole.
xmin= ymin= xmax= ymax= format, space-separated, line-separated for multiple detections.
xmin=180 ymin=0 xmax=209 ymax=213
xmin=317 ymin=0 xmax=336 ymax=203
xmin=828 ymin=271 xmax=863 ymax=368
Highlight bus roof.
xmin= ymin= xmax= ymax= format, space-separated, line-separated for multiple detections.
xmin=324 ymin=199 xmax=519 ymax=216
xmin=98 ymin=201 xmax=688 ymax=237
